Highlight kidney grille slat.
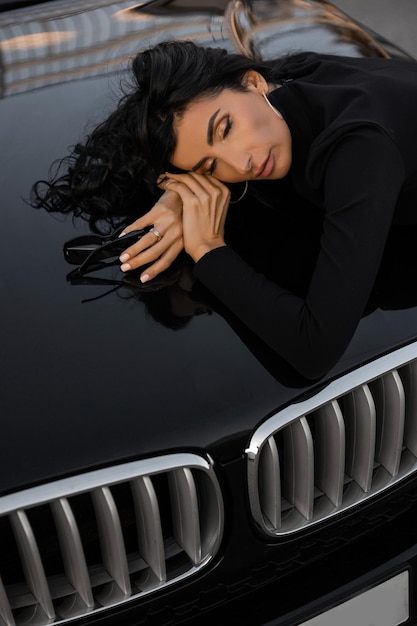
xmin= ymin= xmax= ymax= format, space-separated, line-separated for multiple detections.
xmin=131 ymin=476 xmax=166 ymax=584
xmin=259 ymin=436 xmax=281 ymax=531
xmin=168 ymin=468 xmax=201 ymax=566
xmin=343 ymin=384 xmax=376 ymax=493
xmin=283 ymin=417 xmax=314 ymax=521
xmin=314 ymin=400 xmax=345 ymax=507
xmin=370 ymin=371 xmax=405 ymax=476
xmin=10 ymin=510 xmax=55 ymax=620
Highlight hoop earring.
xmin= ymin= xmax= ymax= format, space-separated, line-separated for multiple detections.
xmin=263 ymin=92 xmax=283 ymax=119
xmin=229 ymin=180 xmax=248 ymax=204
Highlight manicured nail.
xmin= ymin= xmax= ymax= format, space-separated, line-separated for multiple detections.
xmin=119 ymin=252 xmax=130 ymax=263
xmin=140 ymin=273 xmax=150 ymax=283
xmin=118 ymin=231 xmax=126 ymax=238
xmin=120 ymin=263 xmax=131 ymax=272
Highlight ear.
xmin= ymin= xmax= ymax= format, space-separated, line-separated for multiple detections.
xmin=242 ymin=70 xmax=269 ymax=95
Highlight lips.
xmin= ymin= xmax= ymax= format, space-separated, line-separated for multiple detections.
xmin=255 ymin=151 xmax=275 ymax=178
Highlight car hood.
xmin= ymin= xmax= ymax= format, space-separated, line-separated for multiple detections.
xmin=2 ymin=0 xmax=417 ymax=495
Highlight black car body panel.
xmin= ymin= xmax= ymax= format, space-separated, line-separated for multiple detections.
xmin=2 ymin=1 xmax=417 ymax=625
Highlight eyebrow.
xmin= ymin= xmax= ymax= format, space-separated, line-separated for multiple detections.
xmin=207 ymin=108 xmax=220 ymax=145
xmin=191 ymin=108 xmax=220 ymax=172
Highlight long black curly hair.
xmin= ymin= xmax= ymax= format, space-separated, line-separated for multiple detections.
xmin=31 ymin=40 xmax=291 ymax=232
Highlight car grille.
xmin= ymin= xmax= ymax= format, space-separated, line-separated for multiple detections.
xmin=0 ymin=453 xmax=223 ymax=625
xmin=247 ymin=342 xmax=417 ymax=536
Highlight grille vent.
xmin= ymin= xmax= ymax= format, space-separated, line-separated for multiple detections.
xmin=0 ymin=453 xmax=223 ymax=625
xmin=247 ymin=343 xmax=417 ymax=536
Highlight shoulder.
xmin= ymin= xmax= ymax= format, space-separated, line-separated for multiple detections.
xmin=274 ymin=50 xmax=417 ymax=83
xmin=306 ymin=124 xmax=405 ymax=191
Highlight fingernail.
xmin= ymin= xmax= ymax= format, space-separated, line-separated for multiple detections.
xmin=118 ymin=231 xmax=126 ymax=238
xmin=120 ymin=263 xmax=131 ymax=272
xmin=119 ymin=252 xmax=130 ymax=263
xmin=140 ymin=273 xmax=150 ymax=283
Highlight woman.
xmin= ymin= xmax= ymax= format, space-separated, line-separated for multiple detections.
xmin=33 ymin=41 xmax=417 ymax=378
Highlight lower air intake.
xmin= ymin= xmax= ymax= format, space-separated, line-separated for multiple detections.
xmin=247 ymin=342 xmax=417 ymax=536
xmin=0 ymin=453 xmax=223 ymax=625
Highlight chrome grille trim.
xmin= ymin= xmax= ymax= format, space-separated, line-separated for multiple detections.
xmin=247 ymin=342 xmax=417 ymax=536
xmin=0 ymin=453 xmax=223 ymax=625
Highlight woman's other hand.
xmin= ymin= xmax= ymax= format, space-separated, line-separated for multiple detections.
xmin=165 ymin=173 xmax=230 ymax=262
xmin=119 ymin=189 xmax=183 ymax=283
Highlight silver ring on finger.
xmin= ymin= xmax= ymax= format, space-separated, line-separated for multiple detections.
xmin=149 ymin=227 xmax=162 ymax=242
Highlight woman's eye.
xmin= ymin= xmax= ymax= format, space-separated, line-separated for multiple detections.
xmin=223 ymin=116 xmax=232 ymax=139
xmin=217 ymin=116 xmax=232 ymax=140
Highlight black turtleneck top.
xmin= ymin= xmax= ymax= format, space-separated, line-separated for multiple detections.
xmin=193 ymin=52 xmax=417 ymax=379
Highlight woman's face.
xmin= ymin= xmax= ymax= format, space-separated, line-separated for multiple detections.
xmin=171 ymin=71 xmax=292 ymax=183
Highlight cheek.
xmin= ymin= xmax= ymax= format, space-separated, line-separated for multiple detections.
xmin=246 ymin=116 xmax=279 ymax=147
xmin=214 ymin=168 xmax=245 ymax=184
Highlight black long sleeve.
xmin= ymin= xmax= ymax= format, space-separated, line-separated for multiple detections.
xmin=194 ymin=128 xmax=406 ymax=379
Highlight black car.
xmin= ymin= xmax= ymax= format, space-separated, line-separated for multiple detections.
xmin=1 ymin=1 xmax=417 ymax=625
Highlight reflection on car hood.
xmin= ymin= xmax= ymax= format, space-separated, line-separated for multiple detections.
xmin=1 ymin=0 xmax=417 ymax=496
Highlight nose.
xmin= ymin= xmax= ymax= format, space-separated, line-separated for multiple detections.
xmin=224 ymin=148 xmax=252 ymax=175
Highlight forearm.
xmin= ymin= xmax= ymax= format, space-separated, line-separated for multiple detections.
xmin=194 ymin=246 xmax=339 ymax=379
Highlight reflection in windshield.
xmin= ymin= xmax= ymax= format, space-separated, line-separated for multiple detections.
xmin=0 ymin=0 xmax=395 ymax=98
xmin=65 ymin=187 xmax=417 ymax=382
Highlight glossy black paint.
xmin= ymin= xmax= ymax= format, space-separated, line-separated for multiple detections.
xmin=1 ymin=0 xmax=417 ymax=496
xmin=2 ymin=2 xmax=417 ymax=625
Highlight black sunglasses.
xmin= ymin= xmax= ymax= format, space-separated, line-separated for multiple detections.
xmin=64 ymin=226 xmax=151 ymax=277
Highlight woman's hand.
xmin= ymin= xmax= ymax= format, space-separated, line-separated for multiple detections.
xmin=119 ymin=189 xmax=183 ymax=283
xmin=165 ymin=172 xmax=230 ymax=262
